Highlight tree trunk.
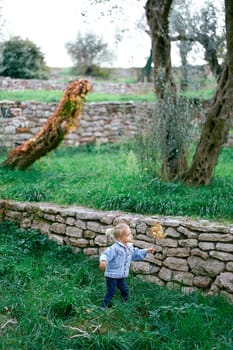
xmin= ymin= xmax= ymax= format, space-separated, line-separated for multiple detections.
xmin=183 ymin=0 xmax=233 ymax=185
xmin=178 ymin=40 xmax=192 ymax=91
xmin=139 ymin=49 xmax=152 ymax=82
xmin=145 ymin=0 xmax=188 ymax=179
xmin=145 ymin=0 xmax=176 ymax=98
xmin=2 ymin=79 xmax=92 ymax=170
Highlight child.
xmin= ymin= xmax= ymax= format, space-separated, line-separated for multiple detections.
xmin=99 ymin=223 xmax=155 ymax=308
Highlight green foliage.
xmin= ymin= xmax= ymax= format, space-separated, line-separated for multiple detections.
xmin=66 ymin=32 xmax=114 ymax=75
xmin=0 ymin=36 xmax=49 ymax=79
xmin=85 ymin=65 xmax=111 ymax=79
xmin=1 ymin=146 xmax=233 ymax=222
xmin=0 ymin=220 xmax=233 ymax=349
xmin=62 ymin=99 xmax=77 ymax=116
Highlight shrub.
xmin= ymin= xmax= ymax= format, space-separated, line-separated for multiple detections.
xmin=0 ymin=36 xmax=49 ymax=79
xmin=134 ymin=94 xmax=204 ymax=177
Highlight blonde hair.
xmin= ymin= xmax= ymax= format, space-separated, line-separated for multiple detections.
xmin=106 ymin=223 xmax=131 ymax=241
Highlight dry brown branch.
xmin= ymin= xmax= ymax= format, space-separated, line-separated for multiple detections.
xmin=2 ymin=79 xmax=92 ymax=170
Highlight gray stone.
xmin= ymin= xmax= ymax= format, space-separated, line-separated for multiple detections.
xmin=75 ymin=219 xmax=86 ymax=229
xmin=165 ymin=227 xmax=180 ymax=238
xmin=191 ymin=248 xmax=209 ymax=260
xmin=36 ymin=221 xmax=50 ymax=235
xmin=133 ymin=239 xmax=155 ymax=250
xmin=8 ymin=201 xmax=27 ymax=211
xmin=60 ymin=207 xmax=77 ymax=217
xmin=69 ymin=238 xmax=89 ymax=247
xmin=48 ymin=233 xmax=64 ymax=245
xmin=43 ymin=213 xmax=56 ymax=222
xmin=95 ymin=235 xmax=108 ymax=246
xmin=179 ymin=239 xmax=198 ymax=248
xmin=226 ymin=262 xmax=233 ymax=272
xmin=177 ymin=226 xmax=198 ymax=238
xmin=56 ymin=214 xmax=65 ymax=223
xmin=161 ymin=218 xmax=181 ymax=227
xmin=156 ymin=238 xmax=178 ymax=248
xmin=199 ymin=242 xmax=215 ymax=250
xmin=136 ymin=221 xmax=148 ymax=234
xmin=83 ymin=248 xmax=98 ymax=256
xmin=185 ymin=221 xmax=228 ymax=233
xmin=172 ymin=271 xmax=194 ymax=287
xmin=136 ymin=234 xmax=154 ymax=244
xmin=216 ymin=243 xmax=233 ymax=252
xmin=39 ymin=204 xmax=60 ymax=214
xmin=199 ymin=233 xmax=232 ymax=242
xmin=163 ymin=257 xmax=189 ymax=272
xmin=209 ymin=251 xmax=233 ymax=262
xmin=20 ymin=218 xmax=32 ymax=228
xmin=136 ymin=274 xmax=165 ymax=286
xmin=167 ymin=247 xmax=190 ymax=257
xmin=131 ymin=261 xmax=151 ymax=274
xmin=87 ymin=221 xmax=107 ymax=233
xmin=188 ymin=256 xmax=225 ymax=277
xmin=100 ymin=213 xmax=117 ymax=224
xmin=214 ymin=272 xmax=233 ymax=293
xmin=50 ymin=223 xmax=66 ymax=234
xmin=76 ymin=209 xmax=105 ymax=220
xmin=158 ymin=267 xmax=172 ymax=281
xmin=66 ymin=217 xmax=76 ymax=226
xmin=193 ymin=276 xmax=212 ymax=288
xmin=66 ymin=226 xmax=82 ymax=238
xmin=83 ymin=230 xmax=96 ymax=239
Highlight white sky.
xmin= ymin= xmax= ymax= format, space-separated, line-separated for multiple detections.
xmin=1 ymin=0 xmax=220 ymax=68
xmin=1 ymin=0 xmax=152 ymax=68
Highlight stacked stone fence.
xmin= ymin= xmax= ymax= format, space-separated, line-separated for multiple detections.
xmin=1 ymin=199 xmax=233 ymax=302
xmin=1 ymin=100 xmax=232 ymax=150
xmin=0 ymin=100 xmax=153 ymax=149
xmin=0 ymin=77 xmax=154 ymax=95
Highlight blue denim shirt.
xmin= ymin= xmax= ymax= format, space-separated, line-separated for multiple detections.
xmin=100 ymin=241 xmax=148 ymax=278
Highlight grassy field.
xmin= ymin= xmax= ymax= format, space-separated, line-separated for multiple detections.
xmin=0 ymin=86 xmax=216 ymax=103
xmin=0 ymin=144 xmax=233 ymax=222
xmin=0 ymin=89 xmax=156 ymax=103
xmin=1 ymin=220 xmax=233 ymax=350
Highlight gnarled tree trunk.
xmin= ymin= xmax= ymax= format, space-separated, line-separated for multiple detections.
xmin=2 ymin=79 xmax=92 ymax=170
xmin=145 ymin=0 xmax=188 ymax=180
xmin=183 ymin=0 xmax=233 ymax=185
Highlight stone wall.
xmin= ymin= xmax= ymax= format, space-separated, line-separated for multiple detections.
xmin=0 ymin=77 xmax=154 ymax=95
xmin=0 ymin=101 xmax=153 ymax=149
xmin=1 ymin=199 xmax=233 ymax=301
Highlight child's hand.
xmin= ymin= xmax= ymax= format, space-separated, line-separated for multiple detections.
xmin=147 ymin=247 xmax=156 ymax=254
xmin=99 ymin=260 xmax=107 ymax=271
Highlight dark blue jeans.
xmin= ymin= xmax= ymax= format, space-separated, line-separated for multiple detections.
xmin=101 ymin=277 xmax=129 ymax=307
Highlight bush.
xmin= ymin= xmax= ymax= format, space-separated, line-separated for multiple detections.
xmin=0 ymin=36 xmax=49 ymax=79
xmin=134 ymin=94 xmax=203 ymax=177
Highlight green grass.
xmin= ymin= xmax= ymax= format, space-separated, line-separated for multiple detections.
xmin=0 ymin=86 xmax=216 ymax=103
xmin=1 ymin=220 xmax=233 ymax=350
xmin=181 ymin=86 xmax=215 ymax=100
xmin=0 ymin=89 xmax=156 ymax=103
xmin=0 ymin=144 xmax=233 ymax=222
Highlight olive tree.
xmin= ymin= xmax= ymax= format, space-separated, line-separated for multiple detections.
xmin=65 ymin=32 xmax=114 ymax=75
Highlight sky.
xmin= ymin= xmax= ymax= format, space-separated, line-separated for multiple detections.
xmin=1 ymin=0 xmax=219 ymax=69
xmin=1 ymin=0 xmax=152 ymax=68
